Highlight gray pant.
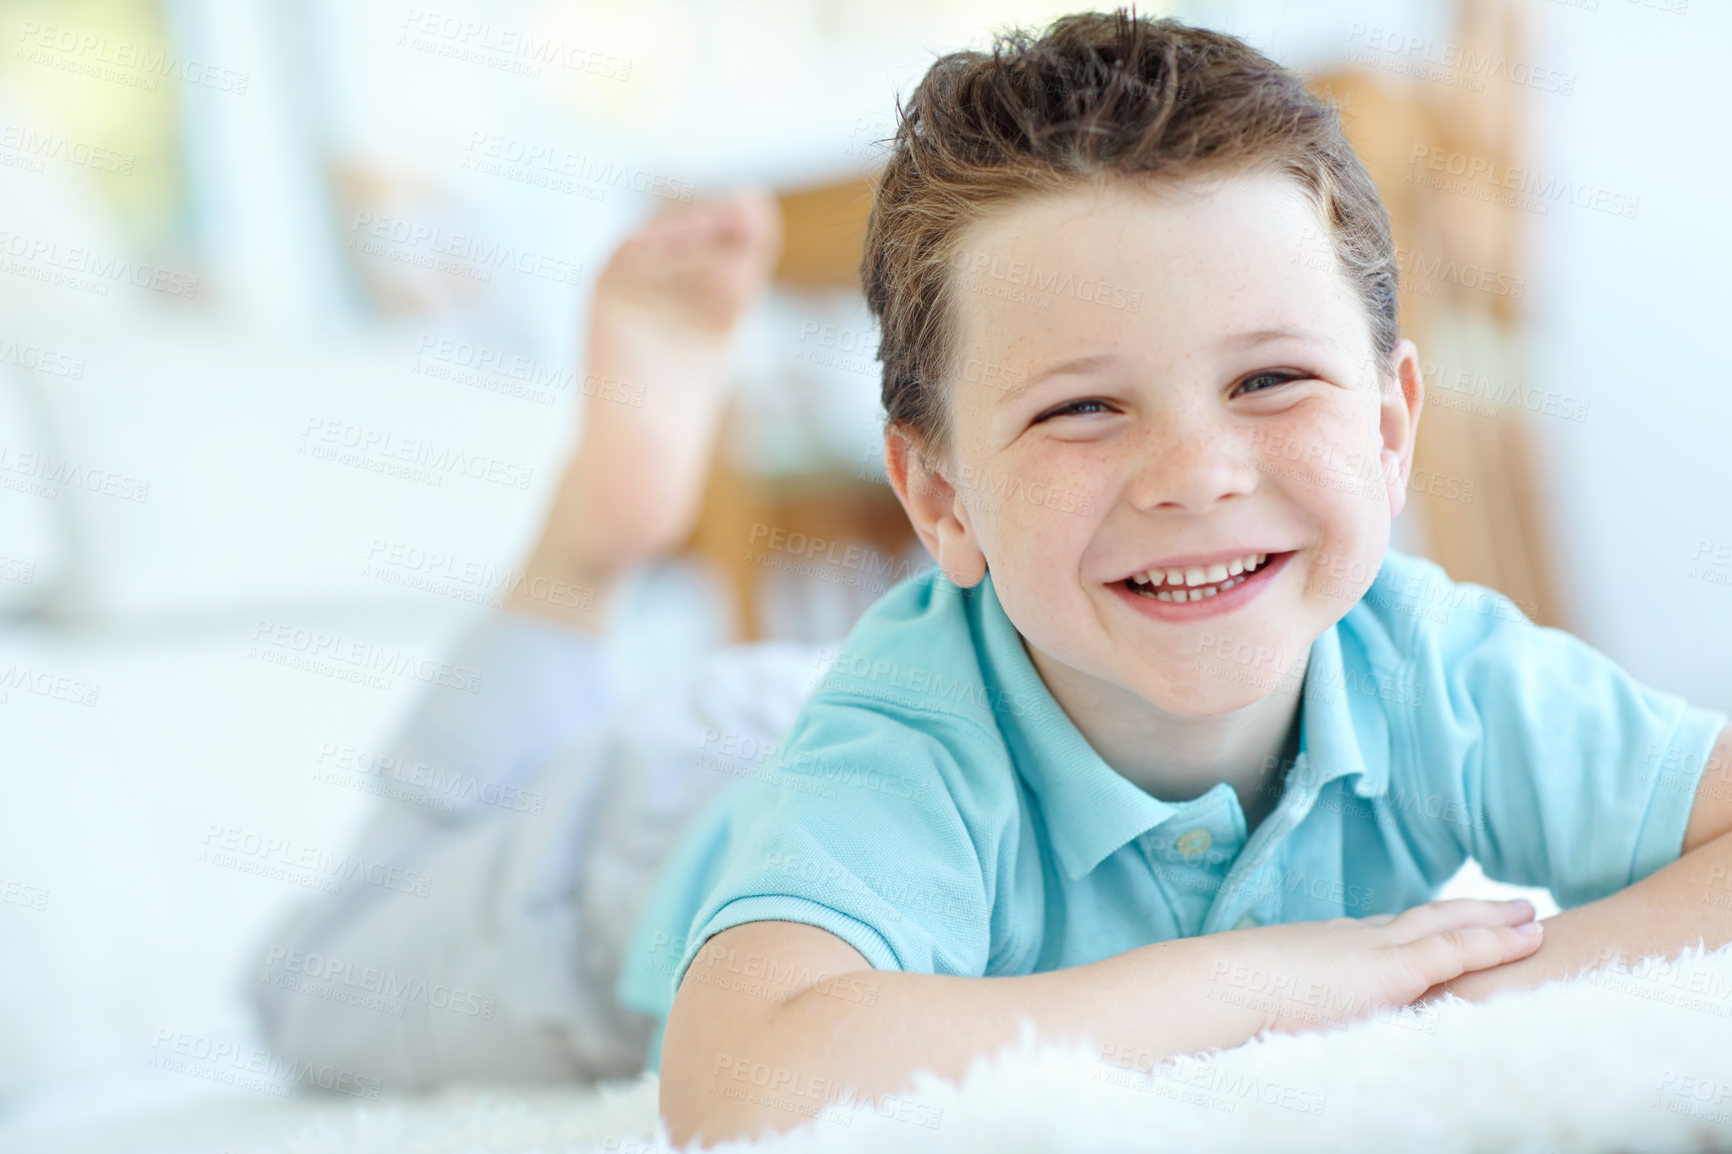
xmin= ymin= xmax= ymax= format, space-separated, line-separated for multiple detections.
xmin=246 ymin=609 xmax=820 ymax=1089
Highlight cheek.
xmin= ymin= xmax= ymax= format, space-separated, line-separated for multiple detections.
xmin=1256 ymin=400 xmax=1390 ymax=583
xmin=1259 ymin=401 xmax=1384 ymax=509
xmin=1303 ymin=518 xmax=1392 ymax=616
xmin=971 ymin=449 xmax=1106 ymax=563
xmin=989 ymin=500 xmax=1091 ymax=585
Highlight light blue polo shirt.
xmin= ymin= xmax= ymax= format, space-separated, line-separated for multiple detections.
xmin=617 ymin=548 xmax=1727 ymax=1070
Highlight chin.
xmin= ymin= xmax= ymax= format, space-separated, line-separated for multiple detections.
xmin=1136 ymin=669 xmax=1268 ymax=718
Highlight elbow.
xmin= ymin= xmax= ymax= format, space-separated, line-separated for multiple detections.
xmin=658 ymin=988 xmax=812 ymax=1147
xmin=658 ymin=921 xmax=882 ymax=1144
xmin=660 ymin=1068 xmax=800 ymax=1150
xmin=657 ymin=1031 xmax=775 ymax=1148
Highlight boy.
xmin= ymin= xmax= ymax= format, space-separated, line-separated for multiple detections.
xmin=647 ymin=11 xmax=1732 ymax=1146
xmin=249 ymin=10 xmax=1731 ymax=1145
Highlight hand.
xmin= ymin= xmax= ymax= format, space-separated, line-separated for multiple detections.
xmin=1206 ymin=898 xmax=1544 ymax=1035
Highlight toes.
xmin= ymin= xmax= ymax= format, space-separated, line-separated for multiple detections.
xmin=720 ymin=185 xmax=780 ymax=237
xmin=596 ymin=187 xmax=781 ymax=330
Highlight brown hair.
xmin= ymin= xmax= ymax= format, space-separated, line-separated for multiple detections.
xmin=861 ymin=8 xmax=1398 ymax=459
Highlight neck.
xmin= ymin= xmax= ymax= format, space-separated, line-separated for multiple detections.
xmin=1026 ymin=640 xmax=1308 ymax=830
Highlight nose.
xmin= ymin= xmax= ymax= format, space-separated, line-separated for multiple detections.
xmin=1123 ymin=406 xmax=1259 ymax=513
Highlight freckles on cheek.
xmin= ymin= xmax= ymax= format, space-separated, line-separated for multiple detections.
xmin=1009 ymin=513 xmax=1068 ymax=567
xmin=1298 ymin=528 xmax=1385 ymax=613
xmin=1040 ymin=451 xmax=1110 ymax=516
xmin=993 ymin=512 xmax=1084 ymax=598
xmin=1261 ymin=403 xmax=1383 ymax=493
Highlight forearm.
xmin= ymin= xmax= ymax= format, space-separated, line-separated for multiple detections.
xmin=1434 ymin=830 xmax=1732 ymax=1002
xmin=785 ymin=937 xmax=1279 ymax=1078
xmin=665 ymin=929 xmax=1273 ymax=1145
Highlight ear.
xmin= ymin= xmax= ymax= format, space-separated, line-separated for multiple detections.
xmin=882 ymin=425 xmax=988 ymax=588
xmin=1379 ymin=339 xmax=1425 ymax=519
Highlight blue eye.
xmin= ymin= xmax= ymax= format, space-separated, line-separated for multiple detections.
xmin=1037 ymin=398 xmax=1112 ymax=421
xmin=1236 ymin=371 xmax=1304 ymax=396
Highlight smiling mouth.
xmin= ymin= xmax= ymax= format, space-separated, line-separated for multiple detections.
xmin=1121 ymin=551 xmax=1292 ymax=602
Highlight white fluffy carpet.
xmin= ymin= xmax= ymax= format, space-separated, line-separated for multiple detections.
xmin=22 ymin=945 xmax=1732 ymax=1153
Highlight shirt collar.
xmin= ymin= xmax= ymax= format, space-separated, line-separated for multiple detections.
xmin=969 ymin=572 xmax=1386 ymax=881
xmin=1290 ymin=620 xmax=1390 ymax=802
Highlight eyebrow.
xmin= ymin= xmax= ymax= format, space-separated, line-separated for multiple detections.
xmin=1010 ymin=328 xmax=1339 ymax=403
xmin=1218 ymin=327 xmax=1335 ymax=351
xmin=1013 ymin=352 xmax=1123 ymax=399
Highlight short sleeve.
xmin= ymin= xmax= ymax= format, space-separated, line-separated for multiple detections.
xmin=669 ymin=699 xmax=997 ymax=993
xmin=1409 ymin=589 xmax=1729 ymax=909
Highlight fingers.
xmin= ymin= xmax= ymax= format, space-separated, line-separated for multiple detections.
xmin=1379 ymin=897 xmax=1535 ymax=944
xmin=1399 ymin=920 xmax=1544 ymax=991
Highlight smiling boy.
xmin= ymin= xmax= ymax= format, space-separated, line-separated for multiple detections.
xmin=610 ymin=12 xmax=1732 ymax=1146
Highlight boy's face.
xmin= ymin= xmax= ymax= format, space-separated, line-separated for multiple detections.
xmin=886 ymin=172 xmax=1424 ymax=717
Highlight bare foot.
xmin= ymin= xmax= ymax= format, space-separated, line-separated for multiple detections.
xmin=509 ymin=188 xmax=782 ymax=630
xmin=592 ymin=185 xmax=783 ymax=341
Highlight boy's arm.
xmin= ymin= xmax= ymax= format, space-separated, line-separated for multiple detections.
xmin=1432 ymin=723 xmax=1732 ymax=1002
xmin=658 ymin=920 xmax=1262 ymax=1146
xmin=660 ymin=902 xmax=1545 ymax=1147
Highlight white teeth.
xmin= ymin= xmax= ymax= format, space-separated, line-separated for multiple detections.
xmin=1128 ymin=552 xmax=1277 ymax=593
xmin=1146 ymin=576 xmax=1240 ymax=602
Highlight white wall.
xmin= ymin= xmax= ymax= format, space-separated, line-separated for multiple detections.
xmin=1520 ymin=1 xmax=1731 ymax=712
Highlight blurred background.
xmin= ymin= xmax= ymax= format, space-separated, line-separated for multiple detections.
xmin=1 ymin=0 xmax=1727 ymax=1142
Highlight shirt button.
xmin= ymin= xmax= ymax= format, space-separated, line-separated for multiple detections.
xmin=1174 ymin=828 xmax=1213 ymax=856
xmin=1233 ymin=915 xmax=1261 ymax=930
